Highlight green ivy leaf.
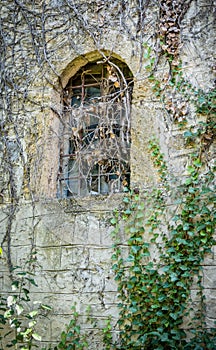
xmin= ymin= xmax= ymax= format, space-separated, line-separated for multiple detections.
xmin=123 ymin=197 xmax=130 ymax=203
xmin=28 ymin=310 xmax=38 ymax=318
xmin=170 ymin=273 xmax=178 ymax=282
xmin=126 ymin=255 xmax=135 ymax=262
xmin=130 ymin=227 xmax=138 ymax=234
xmin=136 ymin=212 xmax=144 ymax=219
xmin=132 ymin=266 xmax=141 ymax=273
xmin=110 ymin=218 xmax=117 ymax=225
xmin=131 ymin=245 xmax=141 ymax=254
xmin=41 ymin=304 xmax=52 ymax=310
xmin=183 ymin=131 xmax=193 ymax=138
xmin=170 ymin=313 xmax=178 ymax=320
xmin=187 ymin=166 xmax=196 ymax=174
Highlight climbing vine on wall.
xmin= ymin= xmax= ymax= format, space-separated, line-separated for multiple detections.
xmin=111 ymin=1 xmax=216 ymax=344
xmin=109 ymin=1 xmax=216 ymax=346
xmin=0 ymin=0 xmax=215 ymax=349
xmin=110 ymin=134 xmax=216 ymax=349
xmin=108 ymin=3 xmax=216 ymax=343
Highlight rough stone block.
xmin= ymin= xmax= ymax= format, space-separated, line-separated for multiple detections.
xmin=63 ymin=246 xmax=91 ymax=269
xmin=203 ymin=267 xmax=216 ymax=289
xmin=37 ymin=246 xmax=61 ymax=270
xmin=89 ymin=247 xmax=113 ymax=267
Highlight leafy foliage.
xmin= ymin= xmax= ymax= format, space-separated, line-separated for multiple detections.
xmin=0 ymin=1 xmax=215 ymax=349
xmin=0 ymin=263 xmax=52 ymax=350
xmin=110 ymin=136 xmax=216 ymax=349
xmin=53 ymin=305 xmax=88 ymax=350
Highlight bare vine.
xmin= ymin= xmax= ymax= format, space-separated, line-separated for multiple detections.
xmin=0 ymin=1 xmax=215 ymax=341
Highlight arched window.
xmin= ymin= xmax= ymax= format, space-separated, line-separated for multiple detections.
xmin=58 ymin=57 xmax=133 ymax=197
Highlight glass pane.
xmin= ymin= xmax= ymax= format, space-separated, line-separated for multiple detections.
xmin=71 ymin=88 xmax=82 ymax=107
xmin=86 ymin=87 xmax=101 ymax=101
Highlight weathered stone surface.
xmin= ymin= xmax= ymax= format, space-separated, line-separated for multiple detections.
xmin=0 ymin=0 xmax=215 ymax=348
xmin=203 ymin=266 xmax=216 ymax=289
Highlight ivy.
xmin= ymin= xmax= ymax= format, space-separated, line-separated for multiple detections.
xmin=0 ymin=263 xmax=52 ymax=350
xmin=53 ymin=304 xmax=88 ymax=350
xmin=1 ymin=2 xmax=215 ymax=348
xmin=110 ymin=136 xmax=216 ymax=349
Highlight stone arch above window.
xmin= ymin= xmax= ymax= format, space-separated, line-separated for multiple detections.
xmin=57 ymin=55 xmax=133 ymax=197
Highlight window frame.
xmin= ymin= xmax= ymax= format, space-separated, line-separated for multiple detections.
xmin=58 ymin=59 xmax=133 ymax=198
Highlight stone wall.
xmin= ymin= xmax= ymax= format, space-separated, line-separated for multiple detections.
xmin=1 ymin=197 xmax=122 ymax=347
xmin=1 ymin=195 xmax=216 ymax=347
xmin=0 ymin=0 xmax=215 ymax=348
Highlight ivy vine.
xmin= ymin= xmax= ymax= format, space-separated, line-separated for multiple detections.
xmin=110 ymin=133 xmax=216 ymax=349
xmin=1 ymin=1 xmax=215 ymax=349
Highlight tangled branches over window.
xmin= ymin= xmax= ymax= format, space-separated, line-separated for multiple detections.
xmin=58 ymin=58 xmax=133 ymax=197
